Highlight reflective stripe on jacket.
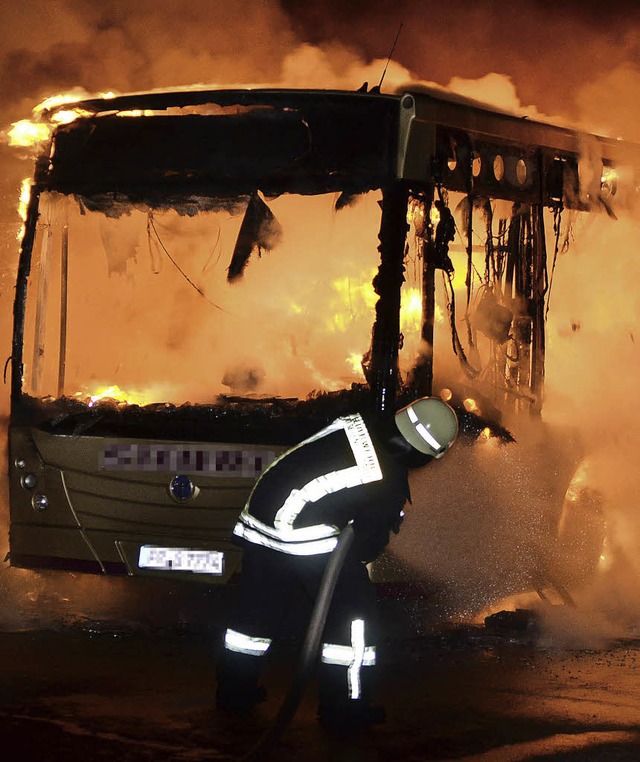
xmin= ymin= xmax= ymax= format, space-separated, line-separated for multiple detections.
xmin=233 ymin=413 xmax=408 ymax=557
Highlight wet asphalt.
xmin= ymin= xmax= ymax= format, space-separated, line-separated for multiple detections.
xmin=1 ymin=580 xmax=639 ymax=762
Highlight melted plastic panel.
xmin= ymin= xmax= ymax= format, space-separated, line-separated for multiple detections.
xmin=42 ymin=96 xmax=398 ymax=200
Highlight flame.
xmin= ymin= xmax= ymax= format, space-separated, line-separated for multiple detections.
xmin=18 ymin=179 xmax=31 ymax=221
xmin=86 ymin=384 xmax=163 ymax=408
xmin=346 ymin=353 xmax=365 ymax=375
xmin=51 ymin=109 xmax=88 ymax=125
xmin=7 ymin=90 xmax=116 ymax=150
xmin=329 ymin=275 xmax=437 ymax=372
xmin=33 ymin=93 xmax=85 ymax=115
xmin=7 ymin=120 xmax=51 ymax=148
xmin=7 ymin=88 xmax=120 ymax=253
xmin=116 ymin=110 xmax=154 ymax=118
xmin=400 ymin=287 xmax=423 ymax=332
xmin=16 ymin=178 xmax=32 ymax=241
xmin=406 ymin=199 xmax=424 ymax=226
xmin=405 ymin=199 xmax=441 ymax=230
xmin=564 ymin=459 xmax=589 ymax=502
xmin=327 ymin=272 xmax=377 ymax=332
xmin=600 ymin=166 xmax=618 ymax=198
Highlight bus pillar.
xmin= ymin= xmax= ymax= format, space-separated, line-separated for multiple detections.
xmin=408 ymin=189 xmax=437 ymax=398
xmin=530 ymin=204 xmax=547 ymax=415
xmin=368 ymin=183 xmax=409 ymax=418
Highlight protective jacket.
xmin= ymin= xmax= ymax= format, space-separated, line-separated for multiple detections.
xmin=233 ymin=413 xmax=410 ymax=562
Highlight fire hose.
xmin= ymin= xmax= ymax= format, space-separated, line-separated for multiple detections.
xmin=240 ymin=523 xmax=355 ymax=761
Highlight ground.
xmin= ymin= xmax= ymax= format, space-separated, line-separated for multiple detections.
xmin=1 ymin=582 xmax=639 ymax=761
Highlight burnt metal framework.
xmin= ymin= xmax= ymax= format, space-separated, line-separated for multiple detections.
xmin=8 ymin=86 xmax=637 ymax=582
xmin=12 ymin=90 xmax=402 ymax=433
xmin=14 ymin=87 xmax=634 ymax=425
xmin=401 ymin=190 xmax=550 ymax=417
xmin=392 ymin=88 xmax=635 ymax=417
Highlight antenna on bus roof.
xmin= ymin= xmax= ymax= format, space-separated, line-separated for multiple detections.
xmin=371 ymin=22 xmax=404 ymax=93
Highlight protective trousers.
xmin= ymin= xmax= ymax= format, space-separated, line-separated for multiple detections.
xmin=217 ymin=543 xmax=380 ymax=710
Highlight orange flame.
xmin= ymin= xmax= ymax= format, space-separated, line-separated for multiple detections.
xmin=15 ymin=178 xmax=32 ymax=241
xmin=84 ymin=384 xmax=170 ymax=408
xmin=7 ymin=90 xmax=116 ymax=149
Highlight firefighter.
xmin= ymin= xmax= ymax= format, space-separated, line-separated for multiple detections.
xmin=216 ymin=396 xmax=458 ymax=731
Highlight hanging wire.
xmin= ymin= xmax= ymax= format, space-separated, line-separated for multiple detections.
xmin=464 ymin=192 xmax=475 ymax=352
xmin=406 ymin=193 xmax=427 ymax=272
xmin=147 ymin=213 xmax=225 ymax=311
xmin=443 ymin=270 xmax=479 ymax=379
xmin=544 ymin=204 xmax=563 ymax=320
xmin=452 ymin=198 xmax=484 ymax=287
xmin=147 ymin=219 xmax=162 ymax=274
xmin=494 ymin=218 xmax=508 ymax=288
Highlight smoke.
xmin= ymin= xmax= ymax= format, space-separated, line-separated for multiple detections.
xmin=390 ymin=164 xmax=640 ymax=646
xmin=537 ymin=206 xmax=640 ymax=645
xmin=0 ymin=1 xmax=295 ymax=119
xmin=574 ymin=65 xmax=640 ymax=143
xmin=282 ymin=0 xmax=640 ymax=133
xmin=1 ymin=0 xmax=639 ymax=637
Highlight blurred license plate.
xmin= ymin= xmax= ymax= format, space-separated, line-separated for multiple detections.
xmin=138 ymin=546 xmax=224 ymax=575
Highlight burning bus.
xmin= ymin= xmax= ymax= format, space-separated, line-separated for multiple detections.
xmin=6 ymin=86 xmax=637 ymax=599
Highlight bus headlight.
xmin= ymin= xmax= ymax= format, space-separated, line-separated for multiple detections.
xmin=21 ymin=473 xmax=37 ymax=489
xmin=32 ymin=494 xmax=49 ymax=512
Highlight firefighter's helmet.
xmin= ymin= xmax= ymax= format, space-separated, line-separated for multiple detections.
xmin=394 ymin=397 xmax=458 ymax=458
